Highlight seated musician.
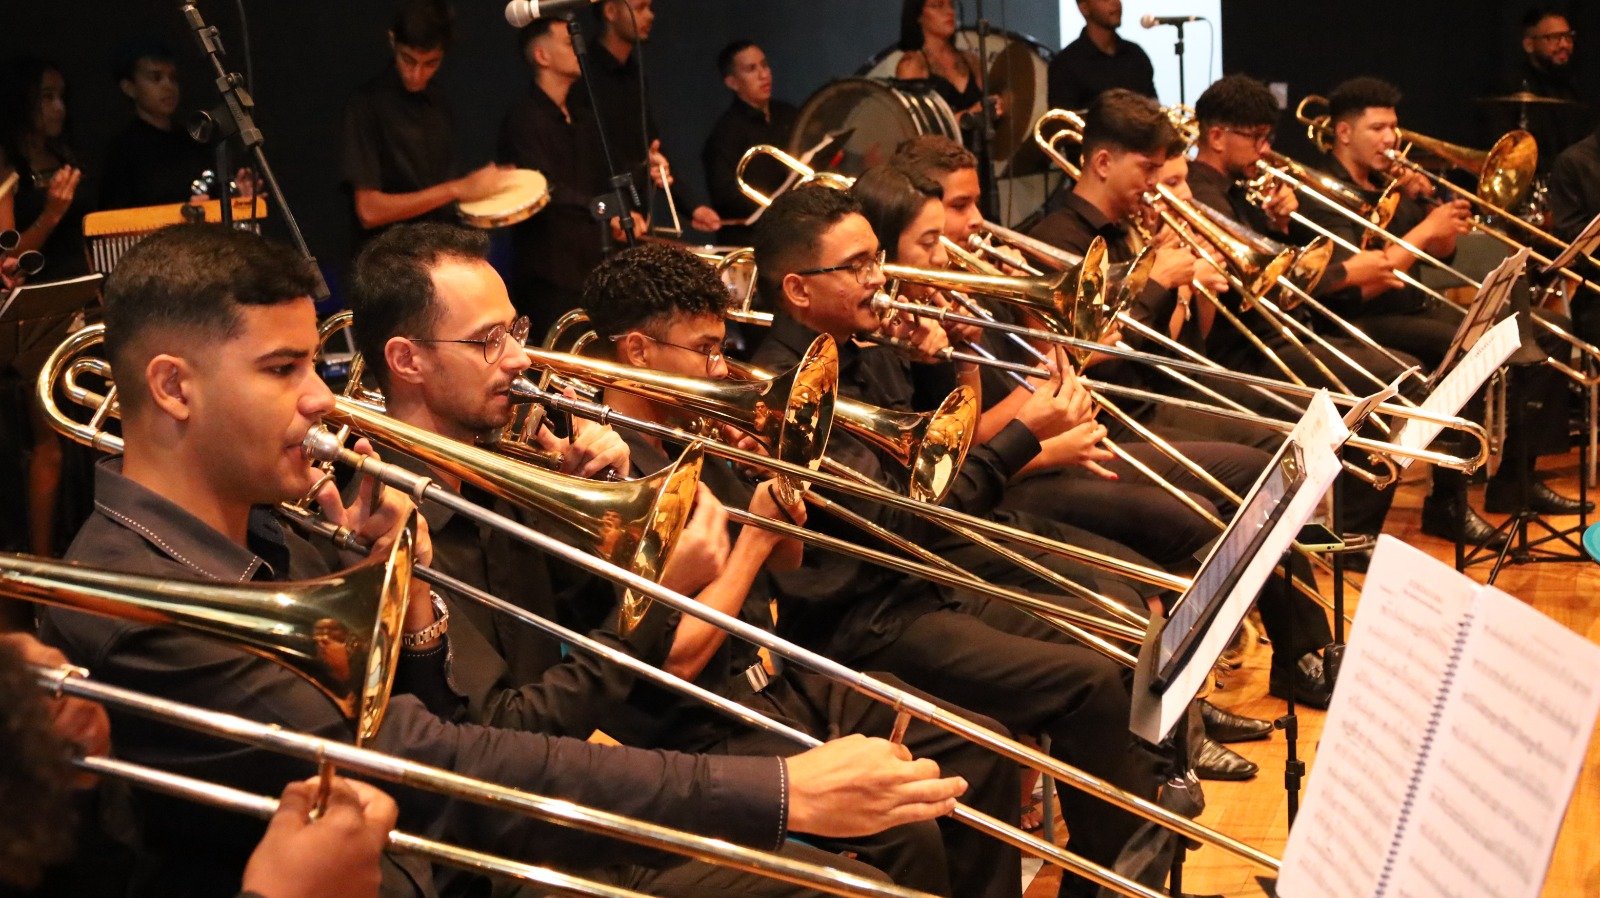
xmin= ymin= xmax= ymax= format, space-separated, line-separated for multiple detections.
xmin=701 ymin=39 xmax=799 ymax=247
xmin=1303 ymin=76 xmax=1587 ymax=535
xmin=749 ymin=183 xmax=1203 ymax=898
xmin=36 ymin=223 xmax=963 ymax=898
xmin=584 ymin=241 xmax=1025 ymax=898
xmin=0 ymin=630 xmax=396 ymax=898
xmin=346 ymin=221 xmax=971 ymax=896
xmin=1547 ymin=120 xmax=1600 ymax=346
xmin=340 ymin=0 xmax=515 ymax=243
xmin=98 ymin=40 xmax=213 ymax=211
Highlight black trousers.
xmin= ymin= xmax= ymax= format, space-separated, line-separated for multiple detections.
xmin=707 ymin=671 xmax=1023 ymax=898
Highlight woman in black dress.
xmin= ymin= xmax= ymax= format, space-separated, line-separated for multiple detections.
xmin=894 ymin=0 xmax=1005 ymax=135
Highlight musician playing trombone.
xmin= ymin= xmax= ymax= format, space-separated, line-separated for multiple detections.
xmin=35 ymin=223 xmax=970 ymax=898
xmin=1303 ymin=76 xmax=1588 ymax=535
xmin=582 ymin=241 xmax=1027 ymax=898
xmin=747 ymin=184 xmax=1199 ymax=898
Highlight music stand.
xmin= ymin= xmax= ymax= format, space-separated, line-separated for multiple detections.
xmin=0 ymin=275 xmax=103 ymax=375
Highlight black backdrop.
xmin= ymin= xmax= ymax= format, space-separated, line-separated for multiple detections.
xmin=13 ymin=1 xmax=1597 ymax=295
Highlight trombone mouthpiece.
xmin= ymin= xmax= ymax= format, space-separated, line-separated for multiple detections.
xmin=508 ymin=376 xmax=542 ymax=401
xmin=302 ymin=426 xmax=343 ymax=463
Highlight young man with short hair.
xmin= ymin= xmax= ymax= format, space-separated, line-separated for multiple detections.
xmin=702 ymin=39 xmax=799 ymax=245
xmin=341 ymin=0 xmax=514 ymax=240
xmin=99 ymin=40 xmax=215 ymax=210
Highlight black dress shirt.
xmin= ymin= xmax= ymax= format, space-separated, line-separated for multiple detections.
xmin=1299 ymin=156 xmax=1435 ymax=318
xmin=39 ymin=459 xmax=787 ymax=898
xmin=497 ymin=84 xmax=610 ymax=330
xmin=390 ymin=447 xmax=679 ymax=740
xmin=750 ymin=313 xmax=1039 ymax=657
xmin=1495 ymin=56 xmax=1595 ymax=171
xmin=98 ymin=118 xmax=213 ymax=210
xmin=701 ymin=96 xmax=799 ymax=245
xmin=1046 ymin=28 xmax=1157 ymax=112
xmin=1548 ymin=131 xmax=1600 ymax=241
xmin=571 ymin=42 xmax=657 ymax=197
xmin=339 ymin=67 xmax=457 ymax=242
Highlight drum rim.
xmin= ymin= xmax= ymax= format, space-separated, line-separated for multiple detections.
xmin=457 ymin=169 xmax=552 ymax=229
xmin=788 ymin=77 xmax=960 ymax=161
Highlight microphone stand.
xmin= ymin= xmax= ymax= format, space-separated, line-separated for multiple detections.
xmin=969 ymin=0 xmax=998 ymax=221
xmin=180 ymin=2 xmax=328 ymax=302
xmin=1171 ymin=20 xmax=1188 ymax=106
xmin=567 ymin=12 xmax=640 ymax=249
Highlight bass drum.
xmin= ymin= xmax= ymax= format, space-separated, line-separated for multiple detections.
xmin=788 ymin=78 xmax=958 ymax=179
xmin=859 ymin=28 xmax=1053 ymax=175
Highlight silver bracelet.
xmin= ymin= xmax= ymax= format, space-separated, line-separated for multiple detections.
xmin=401 ymin=592 xmax=450 ymax=650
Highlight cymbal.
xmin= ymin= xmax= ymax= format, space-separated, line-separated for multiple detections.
xmin=1474 ymin=91 xmax=1582 ymax=106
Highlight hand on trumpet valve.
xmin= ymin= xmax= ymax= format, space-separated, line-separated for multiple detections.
xmin=783 ymin=733 xmax=967 ymax=838
xmin=1417 ymin=199 xmax=1473 ymax=255
xmin=242 ymin=775 xmax=397 ymax=898
xmin=2 ymin=632 xmax=110 ymax=789
xmin=658 ymin=483 xmax=732 ymax=596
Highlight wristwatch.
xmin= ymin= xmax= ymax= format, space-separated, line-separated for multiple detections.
xmin=401 ymin=592 xmax=450 ymax=650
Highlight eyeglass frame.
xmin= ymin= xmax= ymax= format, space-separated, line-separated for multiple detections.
xmin=608 ymin=332 xmax=729 ymax=377
xmin=1530 ymin=29 xmax=1577 ymax=43
xmin=1221 ymin=125 xmax=1276 ymax=146
xmin=409 ymin=315 xmax=532 ymax=365
xmin=795 ymin=249 xmax=888 ymax=286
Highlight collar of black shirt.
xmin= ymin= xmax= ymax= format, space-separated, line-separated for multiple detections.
xmin=766 ymin=311 xmax=867 ymax=373
xmin=728 ymin=96 xmax=773 ymax=124
xmin=1073 ymin=26 xmax=1135 ymax=57
xmin=1064 ymin=189 xmax=1126 ymax=240
xmin=87 ymin=456 xmax=290 ymax=583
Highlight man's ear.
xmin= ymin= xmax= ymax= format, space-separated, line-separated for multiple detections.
xmin=723 ymin=73 xmax=739 ymax=94
xmin=145 ymin=354 xmax=194 ymax=423
xmin=614 ymin=332 xmax=652 ymax=368
xmin=1522 ymin=35 xmax=1536 ymax=56
xmin=384 ymin=336 xmax=426 ymax=386
xmin=118 ymin=78 xmax=136 ymax=101
xmin=1334 ymin=119 xmax=1352 ymax=147
xmin=781 ymin=272 xmax=811 ymax=311
xmin=1203 ymin=124 xmax=1226 ymax=154
xmin=1090 ymin=147 xmax=1114 ymax=181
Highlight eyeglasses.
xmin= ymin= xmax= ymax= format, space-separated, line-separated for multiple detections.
xmin=1223 ymin=126 xmax=1275 ymax=146
xmin=796 ymin=250 xmax=887 ymax=287
xmin=610 ymin=332 xmax=728 ymax=377
xmin=410 ymin=316 xmax=531 ymax=365
xmin=1531 ymin=30 xmax=1577 ymax=43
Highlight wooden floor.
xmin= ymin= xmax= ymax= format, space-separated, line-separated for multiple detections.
xmin=1025 ymin=456 xmax=1600 ymax=897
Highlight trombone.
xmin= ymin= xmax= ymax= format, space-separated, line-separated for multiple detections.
xmin=34 ymin=331 xmax=1180 ymax=896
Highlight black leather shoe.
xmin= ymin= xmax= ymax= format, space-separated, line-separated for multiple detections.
xmin=1485 ymin=477 xmax=1595 ymax=515
xmin=1194 ymin=736 xmax=1258 ymax=781
xmin=1199 ymin=700 xmax=1273 ymax=743
xmin=1421 ymin=494 xmax=1507 ymax=549
xmin=1269 ymin=651 xmax=1335 ymax=710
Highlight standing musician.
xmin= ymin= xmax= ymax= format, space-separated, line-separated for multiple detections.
xmin=340 ymin=0 xmax=515 ymax=243
xmin=574 ymin=0 xmax=721 ymax=235
xmin=1547 ymin=119 xmax=1600 ymax=345
xmin=1303 ymin=76 xmax=1588 ymax=538
xmin=36 ymin=223 xmax=964 ymax=898
xmin=346 ymin=221 xmax=974 ymax=897
xmin=1047 ymin=0 xmax=1157 ymax=113
xmin=585 ymin=241 xmax=1026 ymax=898
xmin=1495 ymin=6 xmax=1593 ymax=170
xmin=894 ymin=0 xmax=1004 ymax=138
xmin=701 ymin=40 xmax=799 ymax=247
xmin=750 ymin=183 xmax=1202 ymax=898
xmin=499 ymin=17 xmax=623 ymax=335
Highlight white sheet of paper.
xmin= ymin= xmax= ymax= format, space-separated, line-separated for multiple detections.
xmin=1386 ymin=586 xmax=1600 ymax=898
xmin=1142 ymin=392 xmax=1348 ymax=742
xmin=1542 ymin=211 xmax=1600 ymax=273
xmin=1278 ymin=536 xmax=1476 ymax=898
xmin=1392 ymin=315 xmax=1521 ymax=467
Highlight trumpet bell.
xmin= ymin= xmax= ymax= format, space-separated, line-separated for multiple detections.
xmin=2 ymin=537 xmax=412 ymax=742
xmin=1285 ymin=236 xmax=1335 ymax=300
xmin=323 ymin=398 xmax=703 ymax=635
xmin=1477 ymin=129 xmax=1539 ymax=210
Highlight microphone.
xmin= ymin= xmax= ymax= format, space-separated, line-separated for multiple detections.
xmin=504 ymin=0 xmax=601 ymax=27
xmin=1140 ymin=14 xmax=1205 ymax=27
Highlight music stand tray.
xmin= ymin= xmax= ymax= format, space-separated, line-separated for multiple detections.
xmin=0 ymin=274 xmax=103 ymax=373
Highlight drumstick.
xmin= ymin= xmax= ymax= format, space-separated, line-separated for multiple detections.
xmin=656 ymin=162 xmax=684 ymax=237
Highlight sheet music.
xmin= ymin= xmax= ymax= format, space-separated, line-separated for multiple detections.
xmin=1278 ymin=536 xmax=1476 ymax=898
xmin=1430 ymin=247 xmax=1525 ymax=382
xmin=1541 ymin=211 xmax=1600 ymax=273
xmin=1387 ymin=586 xmax=1600 ymax=898
xmin=1392 ymin=315 xmax=1522 ymax=467
xmin=1342 ymin=367 xmax=1417 ymax=432
xmin=1135 ymin=392 xmax=1347 ymax=742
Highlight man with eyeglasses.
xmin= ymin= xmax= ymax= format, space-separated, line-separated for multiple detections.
xmin=346 ymin=221 xmax=975 ymax=896
xmin=748 ymin=184 xmax=1204 ymax=898
xmin=1497 ymin=6 xmax=1593 ymax=169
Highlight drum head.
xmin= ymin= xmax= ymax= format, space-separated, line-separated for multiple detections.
xmin=458 ymin=169 xmax=550 ymax=229
xmin=789 ymin=79 xmax=958 ymax=179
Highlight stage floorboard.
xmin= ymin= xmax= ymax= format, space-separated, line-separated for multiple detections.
xmin=1023 ymin=455 xmax=1600 ymax=897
